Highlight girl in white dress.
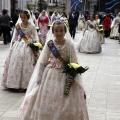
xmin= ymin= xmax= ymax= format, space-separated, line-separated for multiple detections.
xmin=95 ymin=14 xmax=105 ymax=44
xmin=78 ymin=15 xmax=101 ymax=54
xmin=110 ymin=13 xmax=120 ymax=39
xmin=18 ymin=20 xmax=89 ymax=120
xmin=1 ymin=10 xmax=39 ymax=89
xmin=78 ymin=12 xmax=85 ymax=30
xmin=51 ymin=11 xmax=60 ymax=23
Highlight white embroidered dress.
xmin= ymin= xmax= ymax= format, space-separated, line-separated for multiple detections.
xmin=1 ymin=22 xmax=39 ymax=89
xmin=18 ymin=39 xmax=89 ymax=120
xmin=78 ymin=20 xmax=101 ymax=53
xmin=110 ymin=13 xmax=120 ymax=39
xmin=78 ymin=14 xmax=85 ymax=29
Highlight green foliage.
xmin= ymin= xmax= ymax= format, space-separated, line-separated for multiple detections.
xmin=29 ymin=41 xmax=42 ymax=51
xmin=62 ymin=61 xmax=89 ymax=96
xmin=62 ymin=63 xmax=89 ymax=79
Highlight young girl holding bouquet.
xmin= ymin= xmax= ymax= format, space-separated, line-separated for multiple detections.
xmin=18 ymin=20 xmax=89 ymax=120
xmin=1 ymin=10 xmax=39 ymax=89
xmin=38 ymin=10 xmax=49 ymax=45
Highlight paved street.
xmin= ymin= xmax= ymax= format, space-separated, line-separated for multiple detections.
xmin=0 ymin=31 xmax=120 ymax=120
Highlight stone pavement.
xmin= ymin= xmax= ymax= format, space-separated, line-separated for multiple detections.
xmin=0 ymin=31 xmax=120 ymax=120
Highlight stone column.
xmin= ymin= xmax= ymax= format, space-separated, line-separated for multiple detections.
xmin=66 ymin=0 xmax=70 ymax=15
xmin=2 ymin=0 xmax=11 ymax=15
xmin=18 ymin=0 xmax=27 ymax=9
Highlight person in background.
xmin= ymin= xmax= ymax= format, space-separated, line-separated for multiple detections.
xmin=110 ymin=12 xmax=120 ymax=40
xmin=60 ymin=12 xmax=69 ymax=28
xmin=68 ymin=10 xmax=78 ymax=39
xmin=0 ymin=9 xmax=12 ymax=44
xmin=60 ymin=12 xmax=67 ymax=22
xmin=78 ymin=12 xmax=85 ymax=30
xmin=1 ymin=10 xmax=39 ymax=90
xmin=11 ymin=9 xmax=19 ymax=26
xmin=77 ymin=15 xmax=101 ymax=53
xmin=38 ymin=10 xmax=49 ymax=45
xmin=34 ymin=11 xmax=39 ymax=19
xmin=103 ymin=14 xmax=111 ymax=38
xmin=95 ymin=14 xmax=105 ymax=44
xmin=51 ymin=11 xmax=60 ymax=23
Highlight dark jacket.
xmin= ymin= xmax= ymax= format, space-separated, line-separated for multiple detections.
xmin=68 ymin=13 xmax=78 ymax=28
xmin=0 ymin=14 xmax=12 ymax=27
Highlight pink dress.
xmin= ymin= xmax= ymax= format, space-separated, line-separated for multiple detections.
xmin=38 ymin=16 xmax=49 ymax=45
xmin=1 ymin=22 xmax=39 ymax=89
xmin=18 ymin=40 xmax=89 ymax=120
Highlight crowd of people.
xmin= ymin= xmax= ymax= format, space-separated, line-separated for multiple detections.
xmin=0 ymin=8 xmax=120 ymax=120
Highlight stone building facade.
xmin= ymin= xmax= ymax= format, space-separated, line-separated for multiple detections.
xmin=0 ymin=0 xmax=26 ymax=15
xmin=46 ymin=0 xmax=70 ymax=16
xmin=0 ymin=0 xmax=69 ymax=16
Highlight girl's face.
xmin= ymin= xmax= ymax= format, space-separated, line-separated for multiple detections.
xmin=53 ymin=24 xmax=66 ymax=40
xmin=95 ymin=15 xmax=98 ymax=19
xmin=20 ymin=13 xmax=28 ymax=23
xmin=90 ymin=16 xmax=94 ymax=21
xmin=55 ymin=12 xmax=58 ymax=16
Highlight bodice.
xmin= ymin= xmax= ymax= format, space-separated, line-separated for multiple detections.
xmin=47 ymin=41 xmax=68 ymax=69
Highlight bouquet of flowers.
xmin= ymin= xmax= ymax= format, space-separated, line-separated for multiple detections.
xmin=98 ymin=24 xmax=104 ymax=33
xmin=62 ymin=62 xmax=89 ymax=96
xmin=29 ymin=41 xmax=43 ymax=65
xmin=36 ymin=27 xmax=40 ymax=33
xmin=29 ymin=41 xmax=42 ymax=51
